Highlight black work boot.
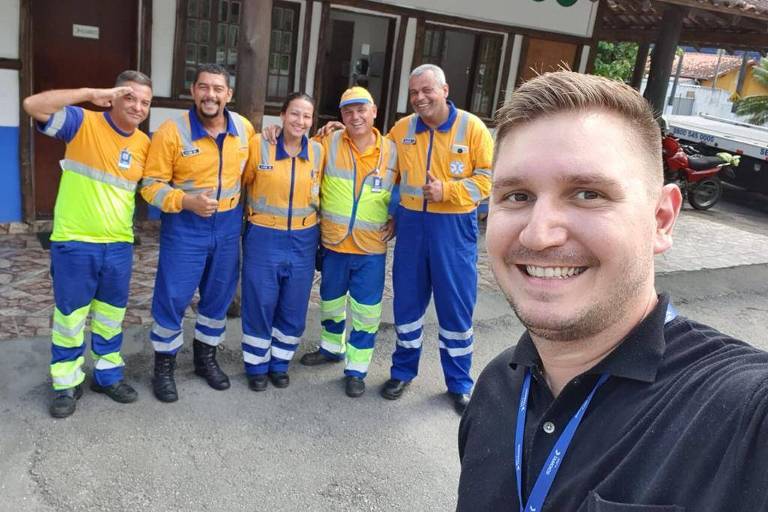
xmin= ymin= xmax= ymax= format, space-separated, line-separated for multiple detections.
xmin=193 ymin=339 xmax=231 ymax=390
xmin=49 ymin=384 xmax=83 ymax=418
xmin=152 ymin=353 xmax=178 ymax=403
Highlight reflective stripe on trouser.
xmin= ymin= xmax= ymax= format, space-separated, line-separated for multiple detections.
xmin=391 ymin=206 xmax=477 ymax=394
xmin=319 ymin=250 xmax=385 ymax=378
xmin=50 ymin=241 xmax=132 ymax=389
xmin=241 ymin=223 xmax=318 ymax=375
xmin=150 ymin=207 xmax=242 ymax=355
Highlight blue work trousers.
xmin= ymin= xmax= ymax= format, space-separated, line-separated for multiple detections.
xmin=241 ymin=223 xmax=318 ymax=375
xmin=50 ymin=241 xmax=133 ymax=389
xmin=390 ymin=206 xmax=478 ymax=394
xmin=150 ymin=207 xmax=242 ymax=354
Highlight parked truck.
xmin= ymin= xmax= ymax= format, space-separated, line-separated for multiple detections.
xmin=666 ymin=114 xmax=768 ymax=195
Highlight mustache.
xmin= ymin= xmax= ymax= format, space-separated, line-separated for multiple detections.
xmin=502 ymin=247 xmax=597 ymax=267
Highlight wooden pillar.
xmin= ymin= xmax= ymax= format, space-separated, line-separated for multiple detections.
xmin=236 ymin=0 xmax=272 ymax=131
xmin=18 ymin=0 xmax=35 ymax=222
xmin=630 ymin=42 xmax=650 ymax=90
xmin=643 ymin=5 xmax=686 ymax=116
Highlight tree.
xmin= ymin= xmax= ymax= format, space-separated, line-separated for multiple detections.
xmin=735 ymin=57 xmax=768 ymax=126
xmin=593 ymin=42 xmax=639 ymax=82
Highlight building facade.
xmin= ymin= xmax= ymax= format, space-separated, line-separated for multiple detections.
xmin=0 ymin=0 xmax=601 ymax=224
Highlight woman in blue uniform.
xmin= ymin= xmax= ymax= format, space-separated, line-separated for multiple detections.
xmin=241 ymin=93 xmax=324 ymax=391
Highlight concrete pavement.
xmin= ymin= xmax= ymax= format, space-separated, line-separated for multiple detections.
xmin=1 ymin=196 xmax=768 ymax=511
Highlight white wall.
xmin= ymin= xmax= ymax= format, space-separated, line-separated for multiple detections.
xmin=0 ymin=0 xmax=20 ymax=59
xmin=305 ymin=1 xmax=323 ymax=95
xmin=504 ymin=34 xmax=524 ymax=104
xmin=397 ymin=17 xmax=417 ymax=113
xmin=371 ymin=0 xmax=597 ymax=37
xmin=151 ymin=0 xmax=177 ymax=98
xmin=0 ymin=70 xmax=19 ymax=127
xmin=578 ymin=45 xmax=590 ymax=73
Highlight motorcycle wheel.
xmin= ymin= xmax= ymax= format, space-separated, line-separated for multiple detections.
xmin=688 ymin=177 xmax=722 ymax=210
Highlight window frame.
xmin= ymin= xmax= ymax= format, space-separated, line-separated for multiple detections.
xmin=172 ymin=0 xmax=300 ymax=101
xmin=266 ymin=1 xmax=301 ymax=104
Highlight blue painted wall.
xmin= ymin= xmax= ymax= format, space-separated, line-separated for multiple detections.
xmin=0 ymin=126 xmax=22 ymax=222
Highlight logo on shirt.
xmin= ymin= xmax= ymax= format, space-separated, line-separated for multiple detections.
xmin=118 ymin=149 xmax=132 ymax=169
xmin=402 ymin=137 xmax=416 ymax=145
xmin=181 ymin=148 xmax=201 ymax=157
xmin=258 ymin=164 xmax=274 ymax=170
xmin=450 ymin=160 xmax=465 ymax=176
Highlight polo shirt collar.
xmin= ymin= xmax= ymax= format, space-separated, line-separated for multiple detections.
xmin=275 ymin=133 xmax=310 ymax=161
xmin=415 ymin=100 xmax=457 ymax=134
xmin=188 ymin=106 xmax=239 ymax=141
xmin=509 ymin=293 xmax=670 ymax=384
xmin=342 ymin=127 xmax=382 ymax=156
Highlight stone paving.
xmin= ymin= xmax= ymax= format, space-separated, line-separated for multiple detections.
xmin=1 ymin=208 xmax=767 ymax=342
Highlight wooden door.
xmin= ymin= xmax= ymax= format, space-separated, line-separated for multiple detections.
xmin=31 ymin=0 xmax=138 ymax=218
xmin=518 ymin=37 xmax=578 ymax=85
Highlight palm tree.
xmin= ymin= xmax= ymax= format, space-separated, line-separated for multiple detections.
xmin=735 ymin=57 xmax=768 ymax=126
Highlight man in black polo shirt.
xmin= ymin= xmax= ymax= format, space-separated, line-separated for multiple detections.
xmin=457 ymin=71 xmax=768 ymax=511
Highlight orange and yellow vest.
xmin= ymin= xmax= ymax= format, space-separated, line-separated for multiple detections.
xmin=319 ymin=128 xmax=397 ymax=255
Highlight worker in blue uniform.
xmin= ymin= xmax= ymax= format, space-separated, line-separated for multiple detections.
xmin=240 ymin=92 xmax=323 ymax=391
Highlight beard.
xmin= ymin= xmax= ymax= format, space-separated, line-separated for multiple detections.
xmin=496 ymin=247 xmax=652 ymax=342
xmin=197 ymin=101 xmax=222 ymax=119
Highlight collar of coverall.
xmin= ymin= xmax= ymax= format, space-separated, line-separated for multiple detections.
xmin=414 ymin=100 xmax=457 ymax=134
xmin=275 ymin=132 xmax=310 ymax=161
xmin=187 ymin=106 xmax=240 ymax=141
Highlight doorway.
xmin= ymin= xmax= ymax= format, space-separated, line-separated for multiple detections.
xmin=30 ymin=0 xmax=139 ymax=218
xmin=318 ymin=9 xmax=396 ymax=132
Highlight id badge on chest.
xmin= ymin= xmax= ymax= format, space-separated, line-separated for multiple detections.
xmin=371 ymin=175 xmax=382 ymax=193
xmin=118 ymin=149 xmax=132 ymax=169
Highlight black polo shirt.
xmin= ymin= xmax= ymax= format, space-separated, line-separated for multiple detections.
xmin=458 ymin=294 xmax=768 ymax=511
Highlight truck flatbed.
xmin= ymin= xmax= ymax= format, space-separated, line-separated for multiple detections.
xmin=667 ymin=114 xmax=767 ymax=161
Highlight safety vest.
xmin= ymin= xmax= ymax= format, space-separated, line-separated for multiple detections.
xmin=52 ymin=109 xmax=149 ymax=243
xmin=388 ymin=107 xmax=494 ymax=214
xmin=320 ymin=130 xmax=397 ymax=254
xmin=140 ymin=109 xmax=252 ymax=213
xmin=245 ymin=135 xmax=323 ymax=230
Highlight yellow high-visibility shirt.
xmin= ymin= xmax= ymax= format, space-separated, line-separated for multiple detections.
xmin=39 ymin=107 xmax=150 ymax=243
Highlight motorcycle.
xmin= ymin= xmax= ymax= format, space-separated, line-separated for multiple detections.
xmin=662 ymin=134 xmax=739 ymax=210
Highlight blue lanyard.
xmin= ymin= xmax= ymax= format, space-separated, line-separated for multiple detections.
xmin=515 ymin=303 xmax=678 ymax=512
xmin=515 ymin=370 xmax=608 ymax=512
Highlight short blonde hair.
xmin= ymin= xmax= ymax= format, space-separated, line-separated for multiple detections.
xmin=495 ymin=71 xmax=662 ymax=187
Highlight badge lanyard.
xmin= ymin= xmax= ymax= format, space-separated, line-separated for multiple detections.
xmin=515 ymin=303 xmax=678 ymax=512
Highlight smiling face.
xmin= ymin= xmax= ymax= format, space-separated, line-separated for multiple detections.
xmin=408 ymin=70 xmax=449 ymax=125
xmin=487 ymin=109 xmax=680 ymax=342
xmin=111 ymin=81 xmax=152 ymax=129
xmin=280 ymin=97 xmax=314 ymax=141
xmin=191 ymin=71 xmax=232 ymax=119
xmin=340 ymin=102 xmax=377 ymax=138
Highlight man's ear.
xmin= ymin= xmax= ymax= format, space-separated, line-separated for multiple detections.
xmin=653 ymin=183 xmax=682 ymax=255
